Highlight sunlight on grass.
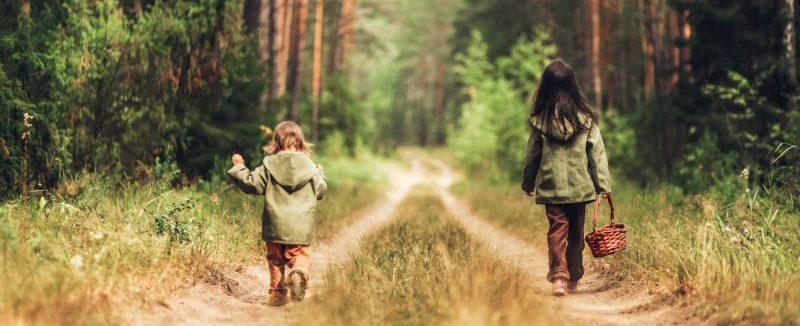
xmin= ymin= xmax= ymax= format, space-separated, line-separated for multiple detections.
xmin=298 ymin=187 xmax=555 ymax=325
xmin=454 ymin=176 xmax=800 ymax=324
xmin=0 ymin=155 xmax=391 ymax=324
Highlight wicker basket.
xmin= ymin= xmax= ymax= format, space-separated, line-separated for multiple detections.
xmin=584 ymin=194 xmax=627 ymax=258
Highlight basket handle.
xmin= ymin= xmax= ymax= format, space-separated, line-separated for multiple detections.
xmin=592 ymin=193 xmax=616 ymax=231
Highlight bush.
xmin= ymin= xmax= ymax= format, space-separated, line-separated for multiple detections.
xmin=1 ymin=0 xmax=267 ymax=197
xmin=449 ymin=29 xmax=555 ymax=181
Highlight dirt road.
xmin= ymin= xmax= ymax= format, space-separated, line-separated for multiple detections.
xmin=128 ymin=159 xmax=683 ymax=325
xmin=428 ymin=159 xmax=683 ymax=326
xmin=126 ymin=162 xmax=423 ymax=325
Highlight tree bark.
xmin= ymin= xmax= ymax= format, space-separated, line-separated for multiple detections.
xmin=590 ymin=0 xmax=603 ymax=110
xmin=786 ymin=0 xmax=797 ymax=86
xmin=638 ymin=0 xmax=655 ymax=101
xmin=289 ymin=0 xmax=309 ymax=121
xmin=333 ymin=0 xmax=356 ymax=74
xmin=311 ymin=0 xmax=324 ymax=142
xmin=244 ymin=0 xmax=261 ymax=33
xmin=260 ymin=0 xmax=274 ymax=112
xmin=272 ymin=0 xmax=292 ymax=101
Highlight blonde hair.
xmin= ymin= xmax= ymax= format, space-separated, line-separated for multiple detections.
xmin=263 ymin=121 xmax=312 ymax=155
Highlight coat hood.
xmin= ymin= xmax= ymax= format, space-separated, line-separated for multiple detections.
xmin=529 ymin=113 xmax=593 ymax=142
xmin=263 ymin=152 xmax=317 ymax=192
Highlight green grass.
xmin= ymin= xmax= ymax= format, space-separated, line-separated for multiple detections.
xmin=453 ymin=176 xmax=800 ymax=324
xmin=298 ymin=187 xmax=554 ymax=325
xmin=0 ymin=154 xmax=391 ymax=324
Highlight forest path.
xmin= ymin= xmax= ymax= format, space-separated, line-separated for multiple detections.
xmin=126 ymin=162 xmax=424 ymax=326
xmin=428 ymin=159 xmax=687 ymax=326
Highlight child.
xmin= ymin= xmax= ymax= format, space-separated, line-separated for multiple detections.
xmin=228 ymin=121 xmax=327 ymax=306
xmin=521 ymin=60 xmax=611 ymax=296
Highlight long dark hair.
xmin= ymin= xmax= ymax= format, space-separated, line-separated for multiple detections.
xmin=530 ymin=59 xmax=597 ymax=136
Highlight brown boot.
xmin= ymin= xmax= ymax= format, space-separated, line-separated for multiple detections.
xmin=567 ymin=280 xmax=580 ymax=292
xmin=552 ymin=278 xmax=567 ymax=296
xmin=267 ymin=291 xmax=288 ymax=306
xmin=288 ymin=270 xmax=308 ymax=302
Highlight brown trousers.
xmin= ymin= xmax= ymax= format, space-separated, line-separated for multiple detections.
xmin=266 ymin=242 xmax=311 ymax=294
xmin=545 ymin=203 xmax=586 ymax=282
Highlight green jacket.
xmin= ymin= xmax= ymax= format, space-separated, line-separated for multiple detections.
xmin=521 ymin=115 xmax=611 ymax=205
xmin=227 ymin=151 xmax=327 ymax=244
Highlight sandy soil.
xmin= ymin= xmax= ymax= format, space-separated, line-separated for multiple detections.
xmin=125 ymin=162 xmax=423 ymax=326
xmin=126 ymin=159 xmax=693 ymax=325
xmin=429 ymin=159 xmax=694 ymax=326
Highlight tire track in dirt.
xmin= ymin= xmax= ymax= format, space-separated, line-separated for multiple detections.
xmin=126 ymin=162 xmax=424 ymax=326
xmin=428 ymin=159 xmax=686 ymax=326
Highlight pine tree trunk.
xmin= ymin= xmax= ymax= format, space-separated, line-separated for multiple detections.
xmin=272 ymin=0 xmax=292 ymax=101
xmin=334 ymin=0 xmax=356 ymax=73
xmin=639 ymin=0 xmax=656 ymax=101
xmin=311 ymin=0 xmax=324 ymax=142
xmin=590 ymin=0 xmax=603 ymax=110
xmin=786 ymin=0 xmax=797 ymax=86
xmin=260 ymin=0 xmax=275 ymax=112
xmin=244 ymin=0 xmax=261 ymax=33
xmin=289 ymin=0 xmax=309 ymax=121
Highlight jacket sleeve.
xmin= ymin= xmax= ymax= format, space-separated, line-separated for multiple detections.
xmin=587 ymin=125 xmax=612 ymax=194
xmin=521 ymin=128 xmax=543 ymax=193
xmin=227 ymin=163 xmax=269 ymax=195
xmin=312 ymin=167 xmax=327 ymax=200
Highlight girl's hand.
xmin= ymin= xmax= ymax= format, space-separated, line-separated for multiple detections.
xmin=231 ymin=154 xmax=244 ymax=165
xmin=525 ymin=191 xmax=534 ymax=197
xmin=598 ymin=192 xmax=610 ymax=199
xmin=316 ymin=164 xmax=324 ymax=172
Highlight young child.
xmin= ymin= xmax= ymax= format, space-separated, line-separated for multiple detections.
xmin=228 ymin=121 xmax=327 ymax=306
xmin=521 ymin=60 xmax=611 ymax=296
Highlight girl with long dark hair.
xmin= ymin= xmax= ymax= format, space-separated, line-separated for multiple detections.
xmin=522 ymin=60 xmax=612 ymax=296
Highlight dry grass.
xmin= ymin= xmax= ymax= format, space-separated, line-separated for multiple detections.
xmin=453 ymin=176 xmax=800 ymax=324
xmin=297 ymin=187 xmax=555 ymax=325
xmin=0 ymin=155 xmax=390 ymax=324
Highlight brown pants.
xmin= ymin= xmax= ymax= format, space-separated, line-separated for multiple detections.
xmin=266 ymin=242 xmax=311 ymax=294
xmin=545 ymin=204 xmax=586 ymax=282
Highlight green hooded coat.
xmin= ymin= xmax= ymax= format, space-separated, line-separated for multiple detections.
xmin=521 ymin=115 xmax=611 ymax=205
xmin=227 ymin=151 xmax=327 ymax=244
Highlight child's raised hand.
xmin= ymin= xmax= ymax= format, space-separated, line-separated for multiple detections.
xmin=316 ymin=164 xmax=324 ymax=172
xmin=231 ymin=154 xmax=244 ymax=165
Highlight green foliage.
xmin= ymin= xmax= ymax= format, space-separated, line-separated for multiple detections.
xmin=665 ymin=69 xmax=800 ymax=199
xmin=151 ymin=198 xmax=199 ymax=245
xmin=450 ymin=29 xmax=555 ymax=181
xmin=319 ymin=74 xmax=370 ymax=152
xmin=1 ymin=0 xmax=267 ymax=197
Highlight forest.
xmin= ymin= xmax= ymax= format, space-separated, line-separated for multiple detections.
xmin=1 ymin=0 xmax=799 ymax=324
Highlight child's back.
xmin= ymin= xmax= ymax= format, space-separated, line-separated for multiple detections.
xmin=229 ymin=150 xmax=326 ymax=244
xmin=227 ymin=121 xmax=325 ymax=306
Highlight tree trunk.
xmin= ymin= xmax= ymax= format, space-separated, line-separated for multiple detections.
xmin=272 ymin=0 xmax=292 ymax=101
xmin=311 ymin=0 xmax=324 ymax=142
xmin=333 ymin=0 xmax=356 ymax=74
xmin=289 ymin=0 xmax=309 ymax=121
xmin=668 ymin=10 xmax=680 ymax=89
xmin=786 ymin=0 xmax=797 ymax=86
xmin=260 ymin=0 xmax=274 ymax=112
xmin=678 ymin=9 xmax=691 ymax=84
xmin=590 ymin=0 xmax=603 ymax=110
xmin=639 ymin=0 xmax=656 ymax=101
xmin=244 ymin=0 xmax=261 ymax=33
